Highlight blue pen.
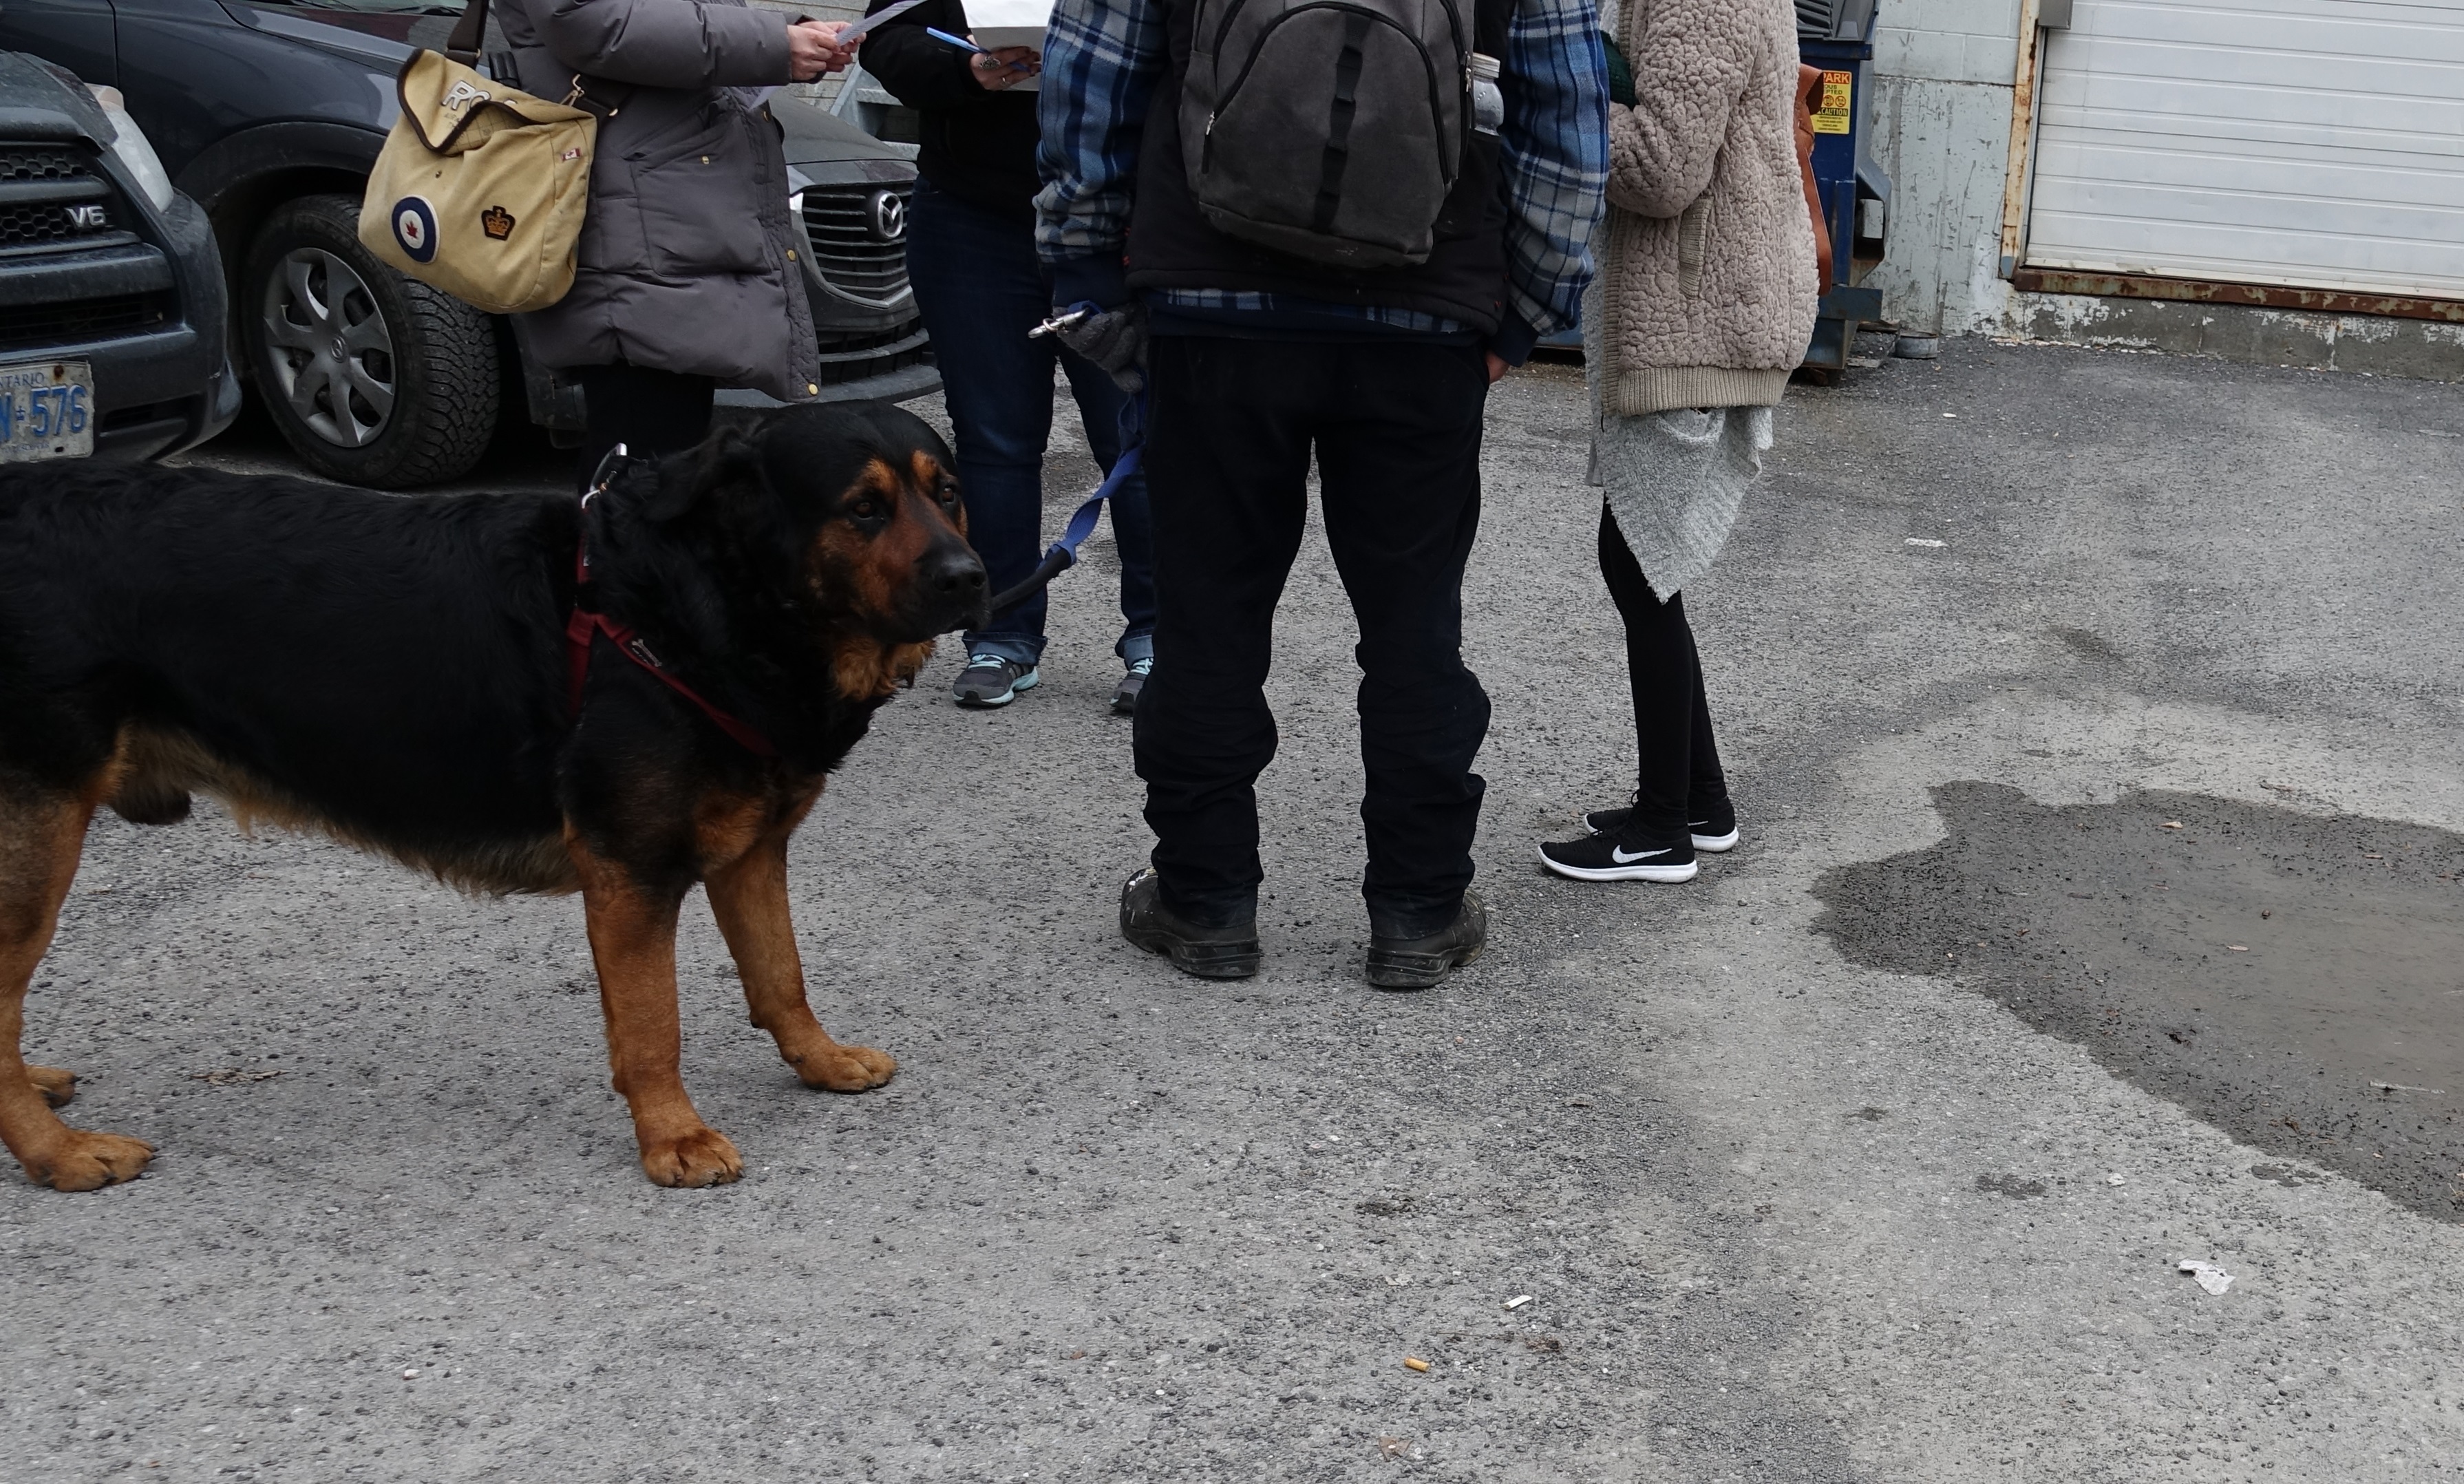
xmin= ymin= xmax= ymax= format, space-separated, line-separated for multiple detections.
xmin=924 ymin=25 xmax=1032 ymax=70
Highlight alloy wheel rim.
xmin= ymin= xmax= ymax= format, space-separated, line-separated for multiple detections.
xmin=261 ymin=247 xmax=395 ymax=449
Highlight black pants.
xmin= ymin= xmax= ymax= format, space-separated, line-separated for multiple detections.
xmin=1599 ymin=502 xmax=1728 ymax=834
xmin=575 ymin=364 xmax=716 ymax=494
xmin=1136 ymin=335 xmax=1492 ymax=937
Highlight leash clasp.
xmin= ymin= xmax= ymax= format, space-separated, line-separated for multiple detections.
xmin=1029 ymin=306 xmax=1093 ymax=340
xmin=582 ymin=442 xmax=629 ymax=510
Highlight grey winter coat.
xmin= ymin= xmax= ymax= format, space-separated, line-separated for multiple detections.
xmin=498 ymin=0 xmax=820 ymax=400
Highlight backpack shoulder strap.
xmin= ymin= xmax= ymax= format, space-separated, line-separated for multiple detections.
xmin=1472 ymin=0 xmax=1513 ymax=62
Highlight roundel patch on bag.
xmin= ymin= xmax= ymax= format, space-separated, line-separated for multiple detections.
xmin=390 ymin=197 xmax=439 ymax=264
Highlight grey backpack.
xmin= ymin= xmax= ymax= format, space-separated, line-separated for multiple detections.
xmin=1178 ymin=0 xmax=1492 ymax=268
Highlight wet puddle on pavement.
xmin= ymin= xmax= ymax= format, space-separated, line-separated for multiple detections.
xmin=1812 ymin=783 xmax=2464 ymax=1220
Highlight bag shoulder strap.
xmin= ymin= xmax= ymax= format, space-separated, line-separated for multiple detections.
xmin=445 ymin=0 xmax=488 ymax=65
xmin=434 ymin=0 xmax=633 ymax=125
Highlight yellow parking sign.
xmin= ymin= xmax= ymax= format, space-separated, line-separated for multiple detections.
xmin=1814 ymin=70 xmax=1852 ymax=134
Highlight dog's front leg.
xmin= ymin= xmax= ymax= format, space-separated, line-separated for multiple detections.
xmin=705 ymin=831 xmax=896 ymax=1093
xmin=569 ymin=834 xmax=741 ymax=1187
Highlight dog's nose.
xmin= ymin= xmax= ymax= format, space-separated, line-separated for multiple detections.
xmin=928 ymin=550 xmax=987 ymax=600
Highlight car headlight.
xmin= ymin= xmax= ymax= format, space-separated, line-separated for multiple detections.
xmin=84 ymin=83 xmax=176 ymax=213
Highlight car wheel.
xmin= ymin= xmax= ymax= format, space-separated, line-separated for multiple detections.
xmin=243 ymin=193 xmax=499 ymax=488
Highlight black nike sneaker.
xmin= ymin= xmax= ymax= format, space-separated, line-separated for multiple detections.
xmin=1583 ymin=795 xmax=1738 ymax=853
xmin=1538 ymin=822 xmax=1699 ymax=883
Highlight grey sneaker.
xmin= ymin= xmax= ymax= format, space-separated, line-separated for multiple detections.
xmin=1119 ymin=868 xmax=1260 ymax=979
xmin=1112 ymin=656 xmax=1152 ymax=715
xmin=953 ymin=653 xmax=1039 ymax=708
xmin=1365 ymin=891 xmax=1487 ymax=990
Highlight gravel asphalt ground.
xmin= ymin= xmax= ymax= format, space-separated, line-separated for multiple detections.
xmin=4 ymin=340 xmax=2461 ymax=1483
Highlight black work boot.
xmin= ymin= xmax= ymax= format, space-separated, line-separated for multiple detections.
xmin=1119 ymin=868 xmax=1261 ymax=979
xmin=1365 ymin=891 xmax=1487 ymax=990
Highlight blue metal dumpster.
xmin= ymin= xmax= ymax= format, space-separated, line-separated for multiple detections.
xmin=1797 ymin=0 xmax=1892 ymax=379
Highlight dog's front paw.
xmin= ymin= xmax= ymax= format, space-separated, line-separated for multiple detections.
xmin=637 ymin=1125 xmax=743 ymax=1188
xmin=27 ymin=1066 xmax=75 ymax=1109
xmin=790 ymin=1043 xmax=897 ymax=1093
xmin=25 ymin=1130 xmax=153 ymax=1191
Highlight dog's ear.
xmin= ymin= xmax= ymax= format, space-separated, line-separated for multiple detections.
xmin=639 ymin=425 xmax=766 ymax=523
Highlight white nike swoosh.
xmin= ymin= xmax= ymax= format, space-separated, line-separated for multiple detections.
xmin=1611 ymin=845 xmax=1672 ymax=864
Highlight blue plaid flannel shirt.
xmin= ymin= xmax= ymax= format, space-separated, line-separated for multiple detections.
xmin=1032 ymin=0 xmax=1608 ymax=359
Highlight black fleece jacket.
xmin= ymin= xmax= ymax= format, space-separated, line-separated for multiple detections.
xmin=858 ymin=0 xmax=1043 ymax=219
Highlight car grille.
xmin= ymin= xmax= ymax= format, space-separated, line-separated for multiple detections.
xmin=0 ymin=197 xmax=114 ymax=252
xmin=813 ymin=324 xmax=932 ymax=387
xmin=814 ymin=324 xmax=922 ymax=355
xmin=0 ymin=142 xmax=129 ymax=257
xmin=0 ymin=147 xmax=86 ymax=183
xmin=800 ymin=183 xmax=912 ymax=308
xmin=0 ymin=293 xmax=168 ymax=352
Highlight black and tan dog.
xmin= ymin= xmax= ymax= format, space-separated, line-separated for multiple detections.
xmin=0 ymin=402 xmax=984 ymax=1189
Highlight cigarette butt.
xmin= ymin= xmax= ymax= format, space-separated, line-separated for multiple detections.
xmin=1403 ymin=1357 xmax=1431 ymax=1372
xmin=1504 ymin=1294 xmax=1534 ymax=1310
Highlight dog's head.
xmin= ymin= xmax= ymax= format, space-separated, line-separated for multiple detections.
xmin=644 ymin=402 xmax=988 ymax=646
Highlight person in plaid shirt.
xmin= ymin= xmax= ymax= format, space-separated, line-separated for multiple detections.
xmin=1034 ymin=0 xmax=1608 ymax=988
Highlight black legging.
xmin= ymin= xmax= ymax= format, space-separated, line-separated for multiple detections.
xmin=574 ymin=364 xmax=716 ymax=495
xmin=1599 ymin=501 xmax=1728 ymax=835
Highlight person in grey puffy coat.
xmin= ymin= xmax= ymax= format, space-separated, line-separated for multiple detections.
xmin=496 ymin=0 xmax=855 ymax=485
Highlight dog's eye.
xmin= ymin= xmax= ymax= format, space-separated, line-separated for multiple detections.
xmin=938 ymin=484 xmax=960 ymax=511
xmin=848 ymin=497 xmax=884 ymax=522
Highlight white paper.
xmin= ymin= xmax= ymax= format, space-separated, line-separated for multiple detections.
xmin=836 ymin=0 xmax=931 ymax=43
xmin=2177 ymin=1260 xmax=2234 ymax=1295
xmin=968 ymin=0 xmax=1053 ymax=50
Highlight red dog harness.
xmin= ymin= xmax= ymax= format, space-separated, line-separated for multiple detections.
xmin=566 ymin=485 xmax=778 ymax=759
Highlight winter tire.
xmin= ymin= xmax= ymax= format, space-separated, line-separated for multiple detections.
xmin=243 ymin=193 xmax=500 ymax=488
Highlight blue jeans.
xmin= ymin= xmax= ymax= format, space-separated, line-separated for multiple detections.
xmin=904 ymin=178 xmax=1155 ymax=668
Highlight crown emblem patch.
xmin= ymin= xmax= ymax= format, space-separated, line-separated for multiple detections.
xmin=480 ymin=205 xmax=516 ymax=240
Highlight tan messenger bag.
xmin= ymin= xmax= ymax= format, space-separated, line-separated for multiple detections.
xmin=358 ymin=0 xmax=597 ymax=315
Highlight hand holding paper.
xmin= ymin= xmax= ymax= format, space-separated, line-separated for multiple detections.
xmin=952 ymin=0 xmax=1054 ymax=91
xmin=787 ymin=20 xmax=856 ymax=80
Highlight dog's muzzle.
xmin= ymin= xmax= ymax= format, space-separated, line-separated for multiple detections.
xmin=922 ymin=545 xmax=990 ymax=635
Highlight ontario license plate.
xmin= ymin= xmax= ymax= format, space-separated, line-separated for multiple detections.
xmin=0 ymin=360 xmax=95 ymax=463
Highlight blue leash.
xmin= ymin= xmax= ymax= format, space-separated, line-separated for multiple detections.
xmin=986 ymin=301 xmax=1146 ymax=617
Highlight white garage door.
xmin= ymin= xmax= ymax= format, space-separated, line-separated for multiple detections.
xmin=2025 ymin=0 xmax=2464 ymax=301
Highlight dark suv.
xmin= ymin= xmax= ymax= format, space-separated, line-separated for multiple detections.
xmin=0 ymin=52 xmax=235 ymax=462
xmin=0 ymin=0 xmax=931 ymax=487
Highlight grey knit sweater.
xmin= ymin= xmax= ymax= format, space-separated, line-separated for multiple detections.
xmin=1598 ymin=0 xmax=1819 ymax=415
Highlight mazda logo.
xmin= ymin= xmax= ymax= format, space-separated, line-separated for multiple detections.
xmin=864 ymin=189 xmax=906 ymax=244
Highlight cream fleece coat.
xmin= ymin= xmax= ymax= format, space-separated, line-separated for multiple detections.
xmin=1600 ymin=0 xmax=1818 ymax=414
